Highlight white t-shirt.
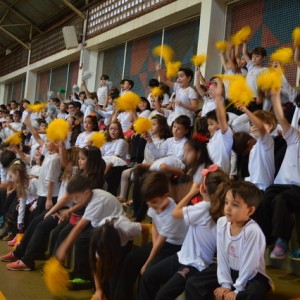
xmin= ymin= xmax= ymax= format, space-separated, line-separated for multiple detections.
xmin=274 ymin=126 xmax=300 ymax=185
xmin=177 ymin=200 xmax=216 ymax=271
xmin=147 ymin=93 xmax=170 ymax=107
xmin=201 ymin=96 xmax=216 ymax=117
xmin=37 ymin=151 xmax=61 ymax=197
xmin=143 ymin=137 xmax=165 ymax=163
xmin=101 ymin=138 xmax=127 ymax=161
xmin=99 ymin=215 xmax=141 ymax=247
xmin=138 ymin=110 xmax=151 ymax=118
xmin=75 ymin=131 xmax=94 ymax=148
xmin=118 ymin=112 xmax=132 ymax=132
xmin=291 ymin=106 xmax=300 ymax=130
xmin=245 ymin=133 xmax=274 ymax=190
xmin=173 ymin=83 xmax=197 ymax=125
xmin=148 ymin=197 xmax=188 ymax=245
xmin=193 ymin=164 xmax=205 ymax=184
xmin=207 ymin=128 xmax=233 ymax=174
xmin=246 ymin=61 xmax=267 ymax=98
xmin=217 ymin=217 xmax=273 ymax=293
xmin=103 ymin=156 xmax=127 ymax=167
xmin=10 ymin=122 xmax=22 ymax=131
xmin=97 ymin=86 xmax=108 ymax=106
xmin=83 ymin=189 xmax=124 ymax=228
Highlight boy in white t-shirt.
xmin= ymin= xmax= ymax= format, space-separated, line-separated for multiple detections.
xmin=146 ymin=115 xmax=190 ymax=175
xmin=157 ymin=65 xmax=198 ymax=126
xmin=114 ymin=171 xmax=188 ymax=300
xmin=214 ymin=181 xmax=273 ymax=300
xmin=206 ymin=79 xmax=233 ymax=174
xmin=54 ymin=175 xmax=124 ymax=288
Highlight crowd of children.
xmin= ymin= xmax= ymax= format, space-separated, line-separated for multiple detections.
xmin=0 ymin=34 xmax=299 ymax=300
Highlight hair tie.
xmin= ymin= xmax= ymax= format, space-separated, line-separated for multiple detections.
xmin=88 ymin=113 xmax=96 ymax=117
xmin=201 ymin=164 xmax=219 ymax=176
xmin=192 ymin=133 xmax=209 ymax=143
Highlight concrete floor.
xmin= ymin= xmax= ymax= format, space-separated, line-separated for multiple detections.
xmin=0 ymin=240 xmax=300 ymax=300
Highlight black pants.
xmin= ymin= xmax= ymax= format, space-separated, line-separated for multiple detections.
xmin=51 ymin=222 xmax=74 ymax=255
xmin=29 ymin=196 xmax=57 ymax=223
xmin=14 ymin=213 xmax=46 ymax=260
xmin=21 ymin=215 xmax=60 ymax=269
xmin=231 ymin=269 xmax=270 ymax=300
xmin=139 ymin=254 xmax=202 ymax=300
xmin=105 ymin=166 xmax=128 ymax=196
xmin=113 ymin=242 xmax=181 ymax=300
xmin=257 ymin=184 xmax=300 ymax=244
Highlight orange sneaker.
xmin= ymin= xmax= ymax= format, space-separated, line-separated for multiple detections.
xmin=6 ymin=260 xmax=31 ymax=271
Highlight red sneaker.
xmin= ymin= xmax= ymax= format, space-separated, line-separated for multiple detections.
xmin=6 ymin=260 xmax=31 ymax=271
xmin=7 ymin=235 xmax=18 ymax=246
xmin=0 ymin=252 xmax=17 ymax=262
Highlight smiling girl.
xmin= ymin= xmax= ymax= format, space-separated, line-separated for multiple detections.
xmin=75 ymin=114 xmax=98 ymax=148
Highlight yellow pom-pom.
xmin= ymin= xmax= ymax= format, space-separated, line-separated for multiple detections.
xmin=27 ymin=103 xmax=46 ymax=113
xmin=115 ymin=92 xmax=142 ymax=112
xmin=270 ymin=48 xmax=293 ymax=64
xmin=191 ymin=54 xmax=207 ymax=67
xmin=227 ymin=75 xmax=254 ymax=108
xmin=5 ymin=132 xmax=22 ymax=146
xmin=90 ymin=132 xmax=106 ymax=148
xmin=293 ymin=27 xmax=300 ymax=47
xmin=215 ymin=41 xmax=228 ymax=52
xmin=231 ymin=26 xmax=251 ymax=45
xmin=46 ymin=119 xmax=70 ymax=142
xmin=133 ymin=117 xmax=152 ymax=134
xmin=257 ymin=68 xmax=282 ymax=92
xmin=43 ymin=257 xmax=70 ymax=295
xmin=151 ymin=87 xmax=164 ymax=97
xmin=152 ymin=45 xmax=174 ymax=63
xmin=0 ymin=290 xmax=6 ymax=300
xmin=166 ymin=61 xmax=182 ymax=79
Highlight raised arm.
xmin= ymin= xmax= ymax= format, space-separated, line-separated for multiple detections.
xmin=294 ymin=46 xmax=300 ymax=68
xmin=271 ymin=89 xmax=290 ymax=134
xmin=156 ymin=64 xmax=174 ymax=89
xmin=238 ymin=105 xmax=266 ymax=136
xmin=226 ymin=44 xmax=238 ymax=73
xmin=242 ymin=42 xmax=251 ymax=63
xmin=24 ymin=113 xmax=44 ymax=147
xmin=81 ymin=80 xmax=93 ymax=99
xmin=195 ymin=67 xmax=207 ymax=97
xmin=214 ymin=79 xmax=228 ymax=134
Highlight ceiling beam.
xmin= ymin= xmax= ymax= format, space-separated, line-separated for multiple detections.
xmin=0 ymin=26 xmax=29 ymax=50
xmin=61 ymin=0 xmax=85 ymax=19
xmin=0 ymin=0 xmax=42 ymax=33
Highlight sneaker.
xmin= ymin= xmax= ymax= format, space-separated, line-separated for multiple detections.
xmin=7 ymin=235 xmax=18 ymax=246
xmin=0 ymin=252 xmax=17 ymax=262
xmin=270 ymin=239 xmax=288 ymax=260
xmin=6 ymin=260 xmax=31 ymax=271
xmin=69 ymin=278 xmax=93 ymax=290
xmin=3 ymin=232 xmax=14 ymax=241
xmin=289 ymin=247 xmax=300 ymax=261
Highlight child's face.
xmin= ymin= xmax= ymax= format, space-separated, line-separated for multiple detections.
xmin=177 ymin=71 xmax=191 ymax=88
xmin=172 ymin=122 xmax=188 ymax=140
xmin=139 ymin=101 xmax=148 ymax=111
xmin=40 ymin=123 xmax=47 ymax=131
xmin=84 ymin=117 xmax=94 ymax=132
xmin=6 ymin=116 xmax=12 ymax=123
xmin=67 ymin=117 xmax=74 ymax=128
xmin=151 ymin=96 xmax=160 ymax=109
xmin=109 ymin=124 xmax=120 ymax=139
xmin=8 ymin=171 xmax=19 ymax=183
xmin=34 ymin=149 xmax=42 ymax=164
xmin=79 ymin=94 xmax=85 ymax=102
xmin=123 ymin=81 xmax=131 ymax=91
xmin=150 ymin=118 xmax=160 ymax=135
xmin=224 ymin=190 xmax=254 ymax=224
xmin=252 ymin=54 xmax=264 ymax=66
xmin=60 ymin=103 xmax=66 ymax=111
xmin=207 ymin=118 xmax=219 ymax=137
xmin=107 ymin=96 xmax=113 ymax=105
xmin=208 ymin=81 xmax=217 ymax=98
xmin=147 ymin=195 xmax=169 ymax=213
xmin=68 ymin=104 xmax=75 ymax=115
xmin=239 ymin=56 xmax=247 ymax=68
xmin=13 ymin=114 xmax=20 ymax=122
xmin=78 ymin=151 xmax=88 ymax=171
xmin=184 ymin=143 xmax=198 ymax=166
xmin=45 ymin=140 xmax=56 ymax=152
xmin=100 ymin=78 xmax=107 ymax=86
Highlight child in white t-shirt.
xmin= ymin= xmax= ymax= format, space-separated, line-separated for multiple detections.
xmin=236 ymin=107 xmax=275 ymax=190
xmin=114 ymin=171 xmax=188 ymax=300
xmin=75 ymin=114 xmax=98 ymax=148
xmin=214 ymin=181 xmax=273 ymax=300
xmin=139 ymin=166 xmax=231 ymax=300
xmin=157 ymin=65 xmax=198 ymax=126
xmin=148 ymin=115 xmax=190 ymax=175
xmin=206 ymin=79 xmax=233 ymax=174
xmin=97 ymin=74 xmax=109 ymax=106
